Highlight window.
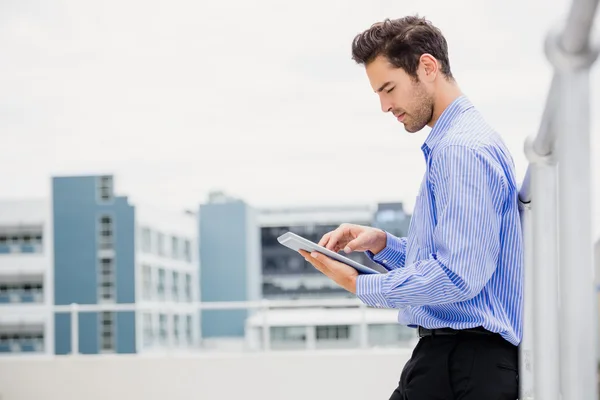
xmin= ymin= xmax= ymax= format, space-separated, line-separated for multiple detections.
xmin=99 ymin=312 xmax=115 ymax=352
xmin=98 ymin=257 xmax=115 ymax=302
xmin=183 ymin=239 xmax=191 ymax=262
xmin=0 ymin=228 xmax=43 ymax=253
xmin=156 ymin=233 xmax=165 ymax=256
xmin=173 ymin=315 xmax=180 ymax=344
xmin=185 ymin=315 xmax=193 ymax=344
xmin=316 ymin=325 xmax=350 ymax=340
xmin=184 ymin=274 xmax=192 ymax=302
xmin=98 ymin=215 xmax=113 ymax=250
xmin=143 ymin=313 xmax=153 ymax=346
xmin=171 ymin=271 xmax=179 ymax=301
xmin=0 ymin=282 xmax=44 ymax=303
xmin=271 ymin=326 xmax=306 ymax=343
xmin=97 ymin=176 xmax=113 ymax=202
xmin=368 ymin=324 xmax=415 ymax=347
xmin=0 ymin=331 xmax=44 ymax=352
xmin=157 ymin=268 xmax=165 ymax=300
xmin=171 ymin=236 xmax=179 ymax=259
xmin=141 ymin=228 xmax=152 ymax=253
xmin=159 ymin=314 xmax=167 ymax=343
xmin=142 ymin=265 xmax=152 ymax=300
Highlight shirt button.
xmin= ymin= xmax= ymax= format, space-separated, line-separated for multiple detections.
xmin=376 ymin=303 xmax=381 ymax=307
xmin=382 ymin=260 xmax=388 ymax=264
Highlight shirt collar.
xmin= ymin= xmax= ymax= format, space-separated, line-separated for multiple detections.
xmin=421 ymin=95 xmax=474 ymax=158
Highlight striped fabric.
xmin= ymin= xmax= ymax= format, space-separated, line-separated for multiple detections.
xmin=357 ymin=96 xmax=523 ymax=346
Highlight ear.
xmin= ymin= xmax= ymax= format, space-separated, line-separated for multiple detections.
xmin=418 ymin=54 xmax=438 ymax=82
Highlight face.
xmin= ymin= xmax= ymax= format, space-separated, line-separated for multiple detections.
xmin=365 ymin=55 xmax=435 ymax=133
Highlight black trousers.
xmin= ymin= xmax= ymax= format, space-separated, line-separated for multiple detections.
xmin=389 ymin=330 xmax=519 ymax=400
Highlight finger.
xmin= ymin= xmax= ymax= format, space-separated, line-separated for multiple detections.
xmin=343 ymin=237 xmax=365 ymax=253
xmin=310 ymin=252 xmax=357 ymax=279
xmin=299 ymin=250 xmax=311 ymax=258
xmin=325 ymin=227 xmax=346 ymax=251
xmin=300 ymin=250 xmax=329 ymax=273
xmin=318 ymin=232 xmax=332 ymax=247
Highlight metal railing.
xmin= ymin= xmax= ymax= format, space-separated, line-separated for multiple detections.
xmin=48 ymin=298 xmax=410 ymax=355
xmin=517 ymin=0 xmax=600 ymax=398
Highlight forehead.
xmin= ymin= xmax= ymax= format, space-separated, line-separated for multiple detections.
xmin=365 ymin=56 xmax=411 ymax=92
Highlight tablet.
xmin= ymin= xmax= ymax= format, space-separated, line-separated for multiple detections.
xmin=277 ymin=231 xmax=380 ymax=275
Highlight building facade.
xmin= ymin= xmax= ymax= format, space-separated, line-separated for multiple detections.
xmin=52 ymin=175 xmax=199 ymax=355
xmin=245 ymin=307 xmax=418 ymax=351
xmin=135 ymin=204 xmax=200 ymax=352
xmin=0 ymin=199 xmax=52 ymax=354
xmin=199 ymin=192 xmax=262 ymax=348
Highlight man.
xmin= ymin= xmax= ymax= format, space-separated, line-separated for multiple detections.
xmin=300 ymin=15 xmax=523 ymax=399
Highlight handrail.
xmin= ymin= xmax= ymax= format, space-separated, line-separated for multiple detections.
xmin=562 ymin=0 xmax=600 ymax=53
xmin=518 ymin=1 xmax=599 ymax=399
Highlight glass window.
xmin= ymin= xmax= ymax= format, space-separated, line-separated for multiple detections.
xmin=171 ymin=271 xmax=179 ymax=301
xmin=157 ymin=269 xmax=166 ymax=300
xmin=99 ymin=312 xmax=115 ymax=352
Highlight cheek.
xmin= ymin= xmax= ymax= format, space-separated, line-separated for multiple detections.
xmin=393 ymin=88 xmax=412 ymax=111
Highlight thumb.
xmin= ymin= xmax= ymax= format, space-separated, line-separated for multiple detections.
xmin=343 ymin=237 xmax=364 ymax=253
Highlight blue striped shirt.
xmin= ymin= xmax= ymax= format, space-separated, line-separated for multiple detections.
xmin=356 ymin=95 xmax=523 ymax=346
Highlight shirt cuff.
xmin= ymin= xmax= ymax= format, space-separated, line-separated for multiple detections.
xmin=365 ymin=232 xmax=405 ymax=267
xmin=356 ymin=274 xmax=395 ymax=308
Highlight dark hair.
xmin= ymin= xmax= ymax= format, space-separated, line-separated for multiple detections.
xmin=351 ymin=16 xmax=453 ymax=79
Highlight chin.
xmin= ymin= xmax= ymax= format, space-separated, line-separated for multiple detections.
xmin=404 ymin=120 xmax=428 ymax=133
xmin=404 ymin=125 xmax=422 ymax=133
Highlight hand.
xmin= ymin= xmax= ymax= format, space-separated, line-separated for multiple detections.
xmin=299 ymin=250 xmax=358 ymax=294
xmin=319 ymin=223 xmax=387 ymax=255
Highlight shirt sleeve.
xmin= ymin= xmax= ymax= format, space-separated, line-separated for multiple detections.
xmin=365 ymin=232 xmax=407 ymax=271
xmin=356 ymin=145 xmax=503 ymax=308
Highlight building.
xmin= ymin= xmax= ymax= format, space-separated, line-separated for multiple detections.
xmin=199 ymin=192 xmax=261 ymax=349
xmin=136 ymin=204 xmax=200 ymax=352
xmin=245 ymin=307 xmax=417 ymax=351
xmin=258 ymin=202 xmax=410 ymax=299
xmin=52 ymin=174 xmax=199 ymax=355
xmin=0 ymin=199 xmax=52 ymax=354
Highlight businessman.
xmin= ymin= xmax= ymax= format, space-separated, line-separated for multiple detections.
xmin=300 ymin=16 xmax=523 ymax=399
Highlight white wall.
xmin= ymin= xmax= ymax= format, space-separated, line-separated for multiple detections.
xmin=0 ymin=350 xmax=411 ymax=400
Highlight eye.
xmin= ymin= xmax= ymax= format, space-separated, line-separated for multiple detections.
xmin=386 ymin=87 xmax=395 ymax=93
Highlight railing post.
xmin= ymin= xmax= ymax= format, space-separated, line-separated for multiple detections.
xmin=557 ymin=67 xmax=597 ymax=400
xmin=306 ymin=325 xmax=316 ymax=350
xmin=359 ymin=302 xmax=368 ymax=349
xmin=70 ymin=303 xmax=79 ymax=356
xmin=518 ymin=200 xmax=535 ymax=400
xmin=261 ymin=299 xmax=270 ymax=352
xmin=524 ymin=133 xmax=561 ymax=400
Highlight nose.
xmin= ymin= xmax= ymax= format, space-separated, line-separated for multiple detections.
xmin=380 ymin=96 xmax=393 ymax=114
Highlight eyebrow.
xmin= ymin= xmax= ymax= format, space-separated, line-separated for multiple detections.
xmin=376 ymin=81 xmax=393 ymax=93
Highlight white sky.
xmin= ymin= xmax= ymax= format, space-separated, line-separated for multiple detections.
xmin=1 ymin=0 xmax=600 ymax=236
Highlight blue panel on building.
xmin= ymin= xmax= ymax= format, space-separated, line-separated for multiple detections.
xmin=20 ymin=245 xmax=35 ymax=253
xmin=20 ymin=294 xmax=34 ymax=303
xmin=53 ymin=175 xmax=136 ymax=354
xmin=116 ymin=311 xmax=136 ymax=354
xmin=21 ymin=344 xmax=36 ymax=352
xmin=79 ymin=312 xmax=99 ymax=354
xmin=199 ymin=200 xmax=261 ymax=338
xmin=54 ymin=313 xmax=71 ymax=355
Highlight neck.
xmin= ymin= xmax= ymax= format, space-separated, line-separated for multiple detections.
xmin=427 ymin=79 xmax=463 ymax=128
